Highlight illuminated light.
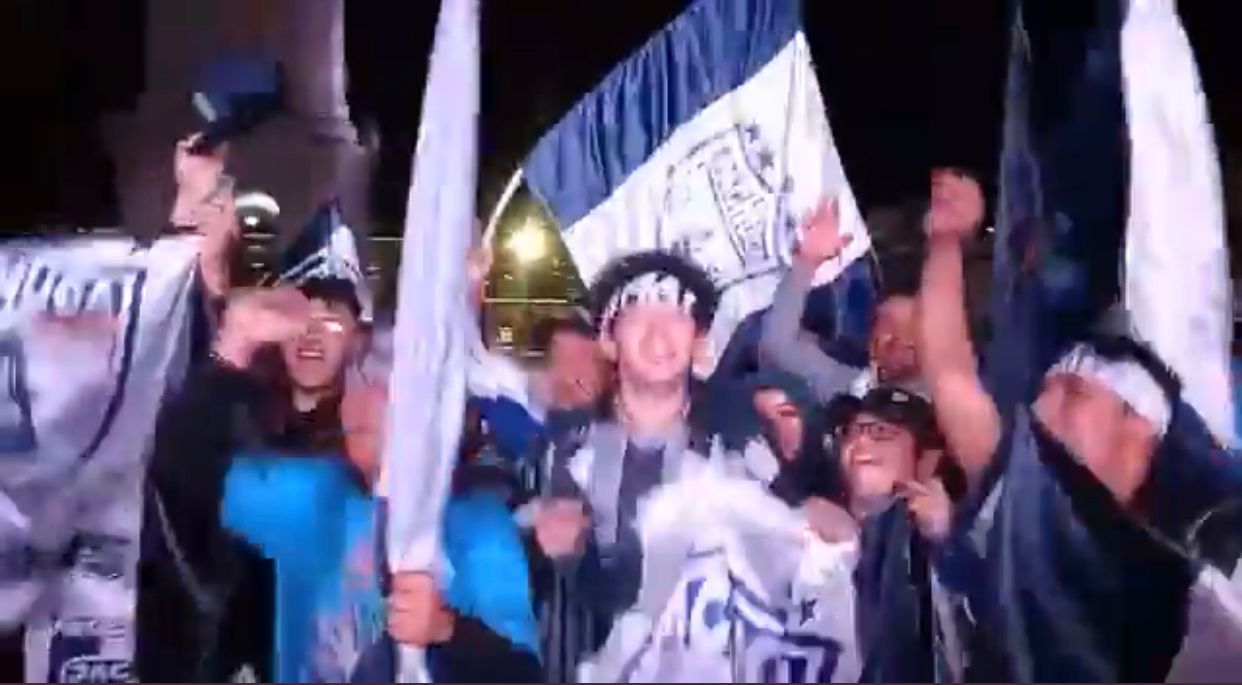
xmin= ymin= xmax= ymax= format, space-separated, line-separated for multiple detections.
xmin=243 ymin=215 xmax=260 ymax=227
xmin=235 ymin=191 xmax=281 ymax=218
xmin=506 ymin=220 xmax=548 ymax=266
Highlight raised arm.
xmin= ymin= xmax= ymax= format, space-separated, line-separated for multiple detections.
xmin=759 ymin=199 xmax=862 ymax=403
xmin=918 ymin=171 xmax=1000 ymax=480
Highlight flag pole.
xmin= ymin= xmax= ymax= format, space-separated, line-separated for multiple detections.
xmin=482 ymin=167 xmax=524 ymax=250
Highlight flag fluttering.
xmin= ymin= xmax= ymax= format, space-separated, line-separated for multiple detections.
xmin=523 ymin=0 xmax=870 ymax=374
xmin=275 ymin=199 xmax=374 ymax=323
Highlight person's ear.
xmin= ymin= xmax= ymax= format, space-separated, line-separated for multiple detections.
xmin=599 ymin=330 xmax=618 ymax=362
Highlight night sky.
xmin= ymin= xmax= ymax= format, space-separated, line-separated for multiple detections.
xmin=2 ymin=1 xmax=1239 ymax=242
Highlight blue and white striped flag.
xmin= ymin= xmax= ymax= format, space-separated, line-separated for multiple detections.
xmin=989 ymin=0 xmax=1234 ymax=444
xmin=275 ymin=199 xmax=374 ymax=322
xmin=523 ymin=0 xmax=869 ymax=372
xmin=378 ymin=0 xmax=479 ymax=681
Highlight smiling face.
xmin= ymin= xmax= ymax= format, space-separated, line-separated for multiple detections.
xmin=605 ymin=302 xmax=700 ymax=389
xmin=280 ymin=297 xmax=359 ymax=399
xmin=840 ymin=412 xmax=918 ymax=505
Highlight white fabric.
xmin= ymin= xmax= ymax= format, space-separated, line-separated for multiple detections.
xmin=378 ymin=0 xmax=479 ymax=681
xmin=558 ymin=33 xmax=869 ymax=376
xmin=464 ymin=312 xmax=542 ymax=422
xmin=1050 ymin=342 xmax=1172 ymax=436
xmin=0 ymin=236 xmax=199 ymax=682
xmin=1164 ymin=563 xmax=1242 ymax=682
xmin=602 ymin=272 xmax=699 ymax=332
xmin=580 ymin=452 xmax=861 ymax=682
xmin=1120 ymin=0 xmax=1235 ymax=445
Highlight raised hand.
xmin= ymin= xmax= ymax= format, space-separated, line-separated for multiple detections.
xmin=213 ymin=286 xmax=312 ymax=369
xmin=170 ymin=134 xmax=230 ymax=228
xmin=794 ymin=198 xmax=852 ymax=269
xmin=899 ymin=477 xmax=951 ymax=543
xmin=926 ymin=168 xmax=985 ymax=243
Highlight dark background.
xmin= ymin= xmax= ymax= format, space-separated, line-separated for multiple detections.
xmin=2 ymin=1 xmax=1239 ymax=248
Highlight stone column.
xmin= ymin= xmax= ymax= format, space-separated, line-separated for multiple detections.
xmin=103 ymin=0 xmax=373 ymax=246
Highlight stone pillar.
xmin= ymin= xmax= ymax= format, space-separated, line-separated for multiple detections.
xmin=103 ymin=0 xmax=373 ymax=246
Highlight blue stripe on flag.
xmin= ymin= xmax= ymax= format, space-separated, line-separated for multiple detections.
xmin=986 ymin=0 xmax=1129 ymax=409
xmin=523 ymin=0 xmax=801 ymax=227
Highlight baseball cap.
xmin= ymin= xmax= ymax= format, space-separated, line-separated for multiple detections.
xmin=825 ymin=386 xmax=942 ymax=449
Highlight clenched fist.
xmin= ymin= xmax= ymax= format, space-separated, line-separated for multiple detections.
xmin=926 ymin=168 xmax=985 ymax=243
xmin=388 ymin=572 xmax=455 ymax=647
xmin=533 ymin=498 xmax=589 ymax=559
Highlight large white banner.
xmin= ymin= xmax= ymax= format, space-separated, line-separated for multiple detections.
xmin=0 ymin=236 xmax=199 ymax=682
xmin=581 ymin=457 xmax=861 ymax=683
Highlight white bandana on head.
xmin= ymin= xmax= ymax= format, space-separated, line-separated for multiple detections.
xmin=601 ymin=272 xmax=698 ymax=331
xmin=1048 ymin=342 xmax=1172 ymax=437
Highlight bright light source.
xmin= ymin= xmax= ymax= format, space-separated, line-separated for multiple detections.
xmin=242 ymin=215 xmax=260 ymax=227
xmin=235 ymin=191 xmax=280 ymax=217
xmin=506 ymin=220 xmax=548 ymax=266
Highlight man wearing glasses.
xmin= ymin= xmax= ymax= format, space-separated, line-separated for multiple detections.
xmin=817 ymin=386 xmax=966 ymax=683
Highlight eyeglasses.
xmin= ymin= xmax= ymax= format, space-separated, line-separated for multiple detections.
xmin=839 ymin=418 xmax=904 ymax=443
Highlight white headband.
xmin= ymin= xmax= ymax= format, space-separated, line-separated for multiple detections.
xmin=1049 ymin=343 xmax=1171 ymax=437
xmin=601 ymin=272 xmax=697 ymax=330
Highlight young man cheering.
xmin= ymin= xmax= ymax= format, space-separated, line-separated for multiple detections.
xmin=527 ymin=249 xmax=724 ymax=678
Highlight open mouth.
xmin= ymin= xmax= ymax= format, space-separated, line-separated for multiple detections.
xmin=848 ymin=450 xmax=881 ymax=469
xmin=296 ymin=342 xmax=325 ymax=361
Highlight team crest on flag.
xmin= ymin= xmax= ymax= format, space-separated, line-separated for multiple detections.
xmin=661 ymin=123 xmax=796 ymax=288
xmin=524 ymin=0 xmax=870 ymax=372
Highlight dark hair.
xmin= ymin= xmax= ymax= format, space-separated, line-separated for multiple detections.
xmin=297 ymin=276 xmax=361 ymax=319
xmin=531 ymin=313 xmax=595 ymax=352
xmin=587 ymin=250 xmax=719 ymax=332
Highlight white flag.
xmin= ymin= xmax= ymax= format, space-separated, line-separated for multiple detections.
xmin=1121 ymin=0 xmax=1234 ymax=445
xmin=379 ymin=0 xmax=479 ymax=681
